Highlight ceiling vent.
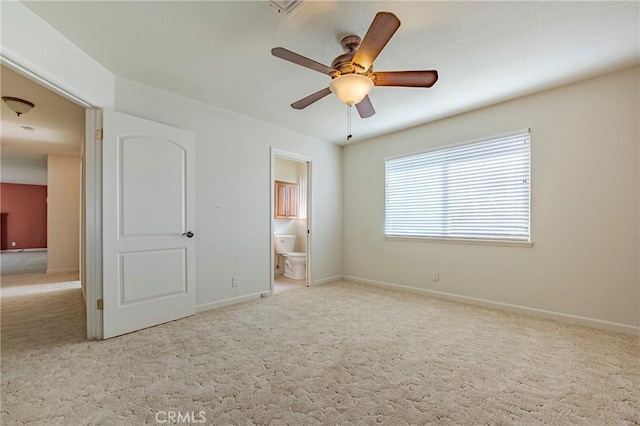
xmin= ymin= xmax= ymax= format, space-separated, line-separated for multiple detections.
xmin=264 ymin=0 xmax=306 ymax=18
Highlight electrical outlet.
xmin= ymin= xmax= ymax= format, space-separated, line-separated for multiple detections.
xmin=432 ymin=272 xmax=440 ymax=282
xmin=232 ymin=277 xmax=239 ymax=287
xmin=11 ymin=242 xmax=16 ymax=247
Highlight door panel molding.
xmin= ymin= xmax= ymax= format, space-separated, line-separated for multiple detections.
xmin=119 ymin=248 xmax=187 ymax=304
xmin=118 ymin=135 xmax=187 ymax=237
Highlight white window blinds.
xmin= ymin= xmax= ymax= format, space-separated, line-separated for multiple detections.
xmin=385 ymin=130 xmax=531 ymax=242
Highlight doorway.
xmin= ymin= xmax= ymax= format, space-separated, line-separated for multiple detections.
xmin=0 ymin=64 xmax=86 ymax=340
xmin=271 ymin=149 xmax=312 ymax=295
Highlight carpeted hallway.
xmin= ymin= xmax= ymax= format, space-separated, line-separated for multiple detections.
xmin=1 ymin=280 xmax=638 ymax=425
xmin=0 ymin=250 xmax=47 ymax=276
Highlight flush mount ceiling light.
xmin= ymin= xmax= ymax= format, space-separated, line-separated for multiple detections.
xmin=2 ymin=97 xmax=35 ymax=116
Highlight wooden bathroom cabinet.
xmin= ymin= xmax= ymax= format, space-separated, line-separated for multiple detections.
xmin=275 ymin=181 xmax=299 ymax=219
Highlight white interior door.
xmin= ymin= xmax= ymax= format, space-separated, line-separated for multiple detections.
xmin=102 ymin=110 xmax=196 ymax=339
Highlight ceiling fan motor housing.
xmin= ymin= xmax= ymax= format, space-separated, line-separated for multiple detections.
xmin=332 ymin=35 xmax=372 ymax=77
xmin=341 ymin=35 xmax=361 ymax=53
xmin=331 ymin=53 xmax=355 ymax=74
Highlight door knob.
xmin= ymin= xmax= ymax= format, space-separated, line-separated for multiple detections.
xmin=183 ymin=231 xmax=194 ymax=238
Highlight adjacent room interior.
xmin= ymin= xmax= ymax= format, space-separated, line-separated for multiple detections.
xmin=1 ymin=1 xmax=638 ymax=424
xmin=273 ymin=154 xmax=309 ymax=294
xmin=0 ymin=65 xmax=85 ymax=334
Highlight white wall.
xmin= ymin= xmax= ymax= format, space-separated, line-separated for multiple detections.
xmin=0 ymin=153 xmax=47 ymax=185
xmin=114 ymin=78 xmax=343 ymax=307
xmin=0 ymin=2 xmax=114 ymax=108
xmin=343 ymin=66 xmax=639 ymax=331
xmin=47 ymin=155 xmax=80 ymax=273
xmin=274 ymin=157 xmax=303 ymax=184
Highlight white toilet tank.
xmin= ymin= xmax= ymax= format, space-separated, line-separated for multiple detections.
xmin=275 ymin=235 xmax=296 ymax=254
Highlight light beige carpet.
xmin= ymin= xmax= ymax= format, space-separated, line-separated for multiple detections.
xmin=1 ymin=280 xmax=638 ymax=425
xmin=0 ymin=251 xmax=47 ymax=276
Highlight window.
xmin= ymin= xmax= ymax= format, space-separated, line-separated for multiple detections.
xmin=385 ymin=130 xmax=531 ymax=243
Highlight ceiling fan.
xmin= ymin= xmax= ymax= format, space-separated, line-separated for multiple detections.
xmin=271 ymin=11 xmax=438 ymax=119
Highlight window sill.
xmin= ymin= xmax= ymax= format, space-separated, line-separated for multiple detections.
xmin=384 ymin=235 xmax=534 ymax=247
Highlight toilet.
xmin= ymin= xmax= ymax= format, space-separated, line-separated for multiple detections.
xmin=274 ymin=234 xmax=306 ymax=280
xmin=284 ymin=253 xmax=306 ymax=280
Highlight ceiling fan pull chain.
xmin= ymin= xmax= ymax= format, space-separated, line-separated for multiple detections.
xmin=347 ymin=105 xmax=353 ymax=141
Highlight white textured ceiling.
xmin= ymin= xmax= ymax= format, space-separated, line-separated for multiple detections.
xmin=23 ymin=1 xmax=640 ymax=145
xmin=1 ymin=66 xmax=84 ymax=156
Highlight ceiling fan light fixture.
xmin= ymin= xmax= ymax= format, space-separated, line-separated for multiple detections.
xmin=272 ymin=11 xmax=436 ymax=118
xmin=329 ymin=74 xmax=374 ymax=106
xmin=2 ymin=97 xmax=35 ymax=116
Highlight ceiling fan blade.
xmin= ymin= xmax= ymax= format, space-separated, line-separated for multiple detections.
xmin=355 ymin=95 xmax=375 ymax=118
xmin=373 ymin=70 xmax=439 ymax=87
xmin=272 ymin=47 xmax=336 ymax=75
xmin=352 ymin=12 xmax=401 ymax=72
xmin=291 ymin=87 xmax=332 ymax=110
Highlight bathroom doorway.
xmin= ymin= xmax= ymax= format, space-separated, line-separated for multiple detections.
xmin=270 ymin=149 xmax=311 ymax=295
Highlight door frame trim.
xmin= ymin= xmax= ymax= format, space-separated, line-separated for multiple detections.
xmin=0 ymin=52 xmax=102 ymax=340
xmin=270 ymin=148 xmax=313 ymax=294
xmin=85 ymin=109 xmax=103 ymax=340
xmin=0 ymin=49 xmax=94 ymax=108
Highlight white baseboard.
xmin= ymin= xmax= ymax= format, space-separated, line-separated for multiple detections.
xmin=46 ymin=267 xmax=79 ymax=274
xmin=312 ymin=275 xmax=343 ymax=286
xmin=343 ymin=275 xmax=640 ymax=336
xmin=196 ymin=290 xmax=270 ymax=313
xmin=1 ymin=248 xmax=47 ymax=253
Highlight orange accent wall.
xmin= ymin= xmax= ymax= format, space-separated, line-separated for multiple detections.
xmin=0 ymin=183 xmax=47 ymax=250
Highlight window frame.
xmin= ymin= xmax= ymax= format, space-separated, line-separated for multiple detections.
xmin=384 ymin=129 xmax=533 ymax=247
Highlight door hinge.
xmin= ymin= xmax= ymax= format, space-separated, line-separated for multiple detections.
xmin=97 ymin=299 xmax=104 ymax=310
xmin=95 ymin=129 xmax=103 ymax=141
